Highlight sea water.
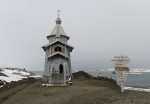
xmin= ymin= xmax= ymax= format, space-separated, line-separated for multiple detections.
xmin=32 ymin=70 xmax=150 ymax=87
xmin=88 ymin=71 xmax=150 ymax=87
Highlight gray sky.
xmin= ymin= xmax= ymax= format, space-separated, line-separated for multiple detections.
xmin=0 ymin=0 xmax=150 ymax=71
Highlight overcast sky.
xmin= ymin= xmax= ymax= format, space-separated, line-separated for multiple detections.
xmin=0 ymin=0 xmax=150 ymax=71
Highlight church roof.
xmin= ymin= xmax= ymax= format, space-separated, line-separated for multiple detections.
xmin=50 ymin=24 xmax=66 ymax=36
xmin=47 ymin=52 xmax=69 ymax=59
xmin=42 ymin=40 xmax=74 ymax=51
xmin=47 ymin=17 xmax=69 ymax=38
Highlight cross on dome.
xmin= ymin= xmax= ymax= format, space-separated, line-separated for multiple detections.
xmin=56 ymin=10 xmax=62 ymax=24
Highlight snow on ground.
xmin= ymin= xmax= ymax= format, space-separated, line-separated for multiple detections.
xmin=0 ymin=69 xmax=26 ymax=82
xmin=124 ymin=86 xmax=150 ymax=92
xmin=0 ymin=68 xmax=41 ymax=83
xmin=13 ymin=70 xmax=30 ymax=76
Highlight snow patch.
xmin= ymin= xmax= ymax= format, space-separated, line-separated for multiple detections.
xmin=0 ymin=69 xmax=26 ymax=82
xmin=124 ymin=86 xmax=150 ymax=92
xmin=0 ymin=68 xmax=39 ymax=83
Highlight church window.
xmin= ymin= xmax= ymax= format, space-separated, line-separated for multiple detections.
xmin=54 ymin=46 xmax=63 ymax=52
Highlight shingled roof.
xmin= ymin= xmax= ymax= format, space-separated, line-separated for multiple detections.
xmin=47 ymin=17 xmax=69 ymax=39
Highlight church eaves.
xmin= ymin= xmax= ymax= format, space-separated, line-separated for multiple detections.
xmin=47 ymin=52 xmax=70 ymax=59
xmin=42 ymin=40 xmax=74 ymax=52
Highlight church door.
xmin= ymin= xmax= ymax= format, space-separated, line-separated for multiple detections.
xmin=59 ymin=64 xmax=63 ymax=73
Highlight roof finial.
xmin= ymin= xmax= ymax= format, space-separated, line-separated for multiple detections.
xmin=57 ymin=9 xmax=60 ymax=17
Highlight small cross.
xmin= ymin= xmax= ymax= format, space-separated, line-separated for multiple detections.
xmin=57 ymin=10 xmax=60 ymax=17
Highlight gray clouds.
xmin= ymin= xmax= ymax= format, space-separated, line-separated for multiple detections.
xmin=0 ymin=0 xmax=150 ymax=71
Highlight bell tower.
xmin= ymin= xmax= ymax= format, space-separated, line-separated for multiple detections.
xmin=42 ymin=10 xmax=74 ymax=85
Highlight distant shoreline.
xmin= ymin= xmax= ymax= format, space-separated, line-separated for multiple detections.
xmin=32 ymin=70 xmax=150 ymax=88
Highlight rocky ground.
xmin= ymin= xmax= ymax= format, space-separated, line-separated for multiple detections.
xmin=0 ymin=71 xmax=150 ymax=104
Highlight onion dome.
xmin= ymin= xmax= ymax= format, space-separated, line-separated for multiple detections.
xmin=56 ymin=17 xmax=62 ymax=24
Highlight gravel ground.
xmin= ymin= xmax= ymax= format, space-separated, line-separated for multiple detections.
xmin=1 ymin=79 xmax=150 ymax=104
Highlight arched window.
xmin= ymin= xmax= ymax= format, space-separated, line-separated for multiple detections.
xmin=59 ymin=64 xmax=63 ymax=73
xmin=54 ymin=46 xmax=63 ymax=52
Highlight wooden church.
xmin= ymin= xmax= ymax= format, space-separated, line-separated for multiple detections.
xmin=42 ymin=11 xmax=74 ymax=85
